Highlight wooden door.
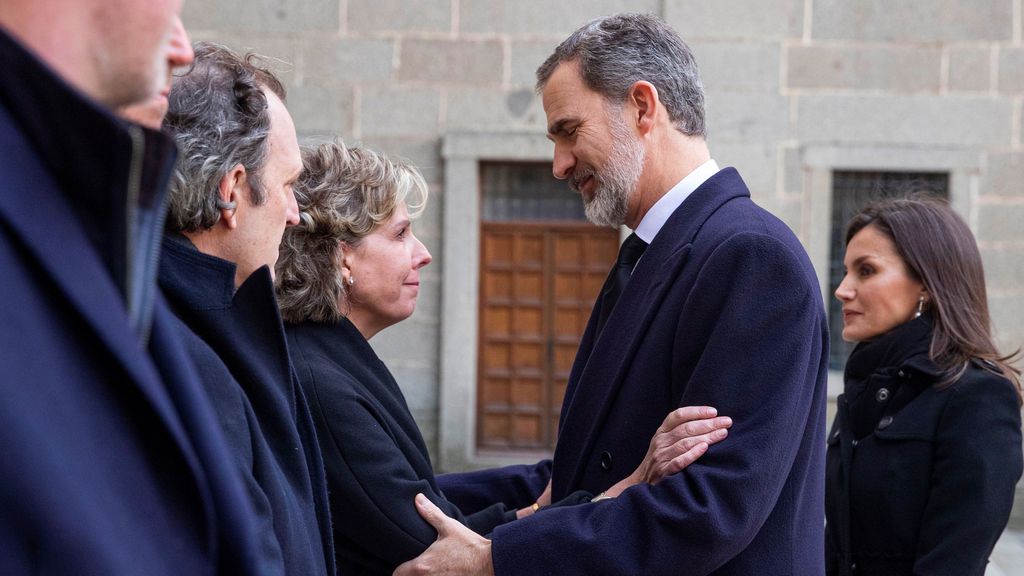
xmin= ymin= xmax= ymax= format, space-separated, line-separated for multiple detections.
xmin=478 ymin=222 xmax=619 ymax=451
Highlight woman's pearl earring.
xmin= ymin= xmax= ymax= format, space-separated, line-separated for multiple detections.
xmin=347 ymin=276 xmax=355 ymax=286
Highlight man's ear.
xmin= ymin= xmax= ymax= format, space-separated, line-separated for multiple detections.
xmin=627 ymin=80 xmax=660 ymax=137
xmin=217 ymin=164 xmax=247 ymax=229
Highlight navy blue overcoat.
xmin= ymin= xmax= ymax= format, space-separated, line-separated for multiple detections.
xmin=443 ymin=168 xmax=829 ymax=575
xmin=159 ymin=237 xmax=335 ymax=576
xmin=0 ymin=27 xmax=269 ymax=574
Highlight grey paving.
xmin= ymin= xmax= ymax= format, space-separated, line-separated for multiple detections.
xmin=989 ymin=528 xmax=1024 ymax=576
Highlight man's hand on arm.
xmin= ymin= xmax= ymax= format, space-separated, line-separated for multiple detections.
xmin=394 ymin=494 xmax=495 ymax=576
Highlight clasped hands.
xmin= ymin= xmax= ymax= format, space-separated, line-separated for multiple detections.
xmin=393 ymin=406 xmax=731 ymax=575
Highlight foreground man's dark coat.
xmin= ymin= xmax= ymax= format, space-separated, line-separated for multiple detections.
xmin=0 ymin=27 xmax=271 ymax=574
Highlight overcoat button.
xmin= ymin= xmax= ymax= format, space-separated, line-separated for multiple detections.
xmin=876 ymin=387 xmax=890 ymax=402
xmin=851 ymin=439 xmax=858 ymax=447
xmin=897 ymin=370 xmax=906 ymax=378
xmin=878 ymin=415 xmax=894 ymax=430
xmin=600 ymin=450 xmax=613 ymax=470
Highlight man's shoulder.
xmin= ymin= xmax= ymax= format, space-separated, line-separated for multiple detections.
xmin=157 ymin=300 xmax=255 ymax=419
xmin=684 ymin=182 xmax=804 ymax=254
xmin=660 ymin=167 xmax=796 ymax=246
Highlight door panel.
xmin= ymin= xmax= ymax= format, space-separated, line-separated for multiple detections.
xmin=477 ymin=222 xmax=618 ymax=451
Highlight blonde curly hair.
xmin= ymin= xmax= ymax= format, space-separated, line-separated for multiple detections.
xmin=276 ymin=140 xmax=428 ymax=323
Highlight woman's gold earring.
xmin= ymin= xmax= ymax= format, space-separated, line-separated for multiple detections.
xmin=914 ymin=295 xmax=925 ymax=318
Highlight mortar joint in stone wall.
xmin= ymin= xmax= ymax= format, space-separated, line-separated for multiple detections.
xmin=351 ymin=85 xmax=362 ymax=140
xmin=979 ymin=196 xmax=1024 ymax=206
xmin=451 ymin=0 xmax=459 ymax=37
xmin=1013 ymin=97 xmax=1022 ymax=147
xmin=774 ymin=143 xmax=787 ymax=198
xmin=1015 ymin=0 xmax=1022 ymax=44
xmin=779 ymin=39 xmax=790 ymax=97
xmin=991 ymin=45 xmax=1000 ymax=95
xmin=940 ymin=47 xmax=950 ymax=95
xmin=501 ymin=38 xmax=512 ymax=89
xmin=438 ymin=87 xmax=448 ymax=132
xmin=802 ymin=0 xmax=812 ymax=43
xmin=968 ymin=167 xmax=981 ymax=232
xmin=391 ymin=36 xmax=402 ymax=78
xmin=788 ymin=95 xmax=798 ymax=137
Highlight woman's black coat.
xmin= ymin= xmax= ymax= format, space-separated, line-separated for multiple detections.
xmin=286 ymin=319 xmax=513 ymax=576
xmin=825 ymin=317 xmax=1022 ymax=575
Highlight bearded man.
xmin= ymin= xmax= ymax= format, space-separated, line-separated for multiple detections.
xmin=399 ymin=13 xmax=829 ymax=576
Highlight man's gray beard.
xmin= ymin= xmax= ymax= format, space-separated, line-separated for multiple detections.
xmin=582 ymin=114 xmax=645 ymax=228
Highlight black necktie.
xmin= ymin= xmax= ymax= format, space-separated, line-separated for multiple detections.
xmin=595 ymin=233 xmax=648 ymax=336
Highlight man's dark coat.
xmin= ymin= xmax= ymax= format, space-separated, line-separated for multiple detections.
xmin=442 ymin=168 xmax=830 ymax=575
xmin=159 ymin=237 xmax=335 ymax=576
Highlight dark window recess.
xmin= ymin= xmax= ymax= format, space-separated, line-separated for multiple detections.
xmin=828 ymin=170 xmax=950 ymax=371
xmin=480 ymin=162 xmax=587 ymax=222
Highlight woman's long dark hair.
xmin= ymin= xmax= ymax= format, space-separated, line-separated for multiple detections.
xmin=846 ymin=194 xmax=1022 ymax=401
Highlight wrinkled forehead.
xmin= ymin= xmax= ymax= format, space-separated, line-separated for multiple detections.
xmin=542 ymin=63 xmax=612 ymax=130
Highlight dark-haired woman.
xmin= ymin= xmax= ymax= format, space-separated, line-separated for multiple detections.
xmin=825 ymin=195 xmax=1023 ymax=575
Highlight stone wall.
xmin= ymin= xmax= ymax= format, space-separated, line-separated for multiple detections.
xmin=182 ymin=1 xmax=1024 ymax=516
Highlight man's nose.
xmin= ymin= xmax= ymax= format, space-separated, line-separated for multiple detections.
xmin=551 ymin=143 xmax=575 ymax=180
xmin=285 ymin=190 xmax=300 ymax=226
xmin=167 ymin=16 xmax=194 ymax=70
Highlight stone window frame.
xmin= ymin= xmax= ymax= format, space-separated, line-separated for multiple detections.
xmin=796 ymin=144 xmax=980 ymax=401
xmin=439 ymin=131 xmax=561 ymax=471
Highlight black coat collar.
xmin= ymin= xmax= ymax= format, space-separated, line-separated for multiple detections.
xmin=843 ymin=315 xmax=941 ymax=439
xmin=158 ymin=235 xmax=298 ymax=415
xmin=844 ymin=315 xmax=941 ymax=386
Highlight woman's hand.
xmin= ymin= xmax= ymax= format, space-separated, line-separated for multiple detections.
xmin=515 ymin=480 xmax=552 ymax=519
xmin=604 ymin=406 xmax=731 ymax=498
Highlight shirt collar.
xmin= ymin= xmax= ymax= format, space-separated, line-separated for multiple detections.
xmin=634 ymin=159 xmax=719 ymax=244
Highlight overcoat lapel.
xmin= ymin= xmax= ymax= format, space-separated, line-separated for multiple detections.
xmin=0 ymin=124 xmax=203 ymax=476
xmin=554 ymin=168 xmax=752 ymax=491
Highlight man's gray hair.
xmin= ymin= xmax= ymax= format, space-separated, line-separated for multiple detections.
xmin=536 ymin=13 xmax=706 ymax=138
xmin=163 ymin=42 xmax=288 ymax=232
